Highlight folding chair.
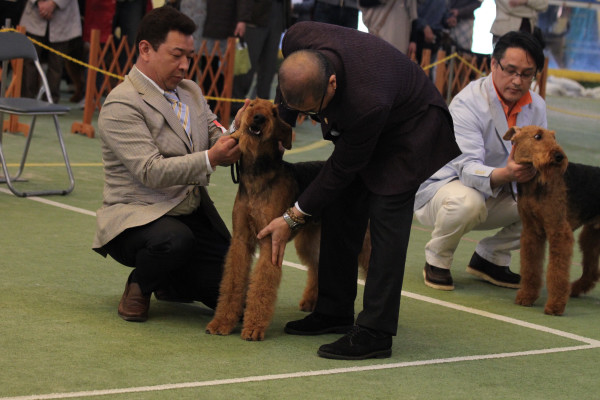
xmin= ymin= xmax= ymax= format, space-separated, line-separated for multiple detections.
xmin=0 ymin=31 xmax=75 ymax=197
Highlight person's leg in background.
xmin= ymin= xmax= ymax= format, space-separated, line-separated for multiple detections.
xmin=254 ymin=0 xmax=284 ymax=100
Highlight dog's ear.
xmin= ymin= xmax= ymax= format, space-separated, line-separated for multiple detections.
xmin=278 ymin=119 xmax=293 ymax=150
xmin=272 ymin=104 xmax=294 ymax=149
xmin=503 ymin=126 xmax=520 ymax=141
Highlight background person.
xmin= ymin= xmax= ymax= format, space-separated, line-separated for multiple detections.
xmin=230 ymin=0 xmax=291 ymax=116
xmin=490 ymin=0 xmax=548 ymax=44
xmin=19 ymin=0 xmax=82 ymax=103
xmin=360 ymin=0 xmax=418 ymax=54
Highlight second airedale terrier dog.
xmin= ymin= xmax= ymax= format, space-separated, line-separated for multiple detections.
xmin=504 ymin=125 xmax=600 ymax=315
xmin=206 ymin=99 xmax=370 ymax=340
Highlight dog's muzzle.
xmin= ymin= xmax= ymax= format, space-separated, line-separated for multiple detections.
xmin=553 ymin=151 xmax=565 ymax=164
xmin=248 ymin=113 xmax=266 ymax=135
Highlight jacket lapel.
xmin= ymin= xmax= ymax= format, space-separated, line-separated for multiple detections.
xmin=485 ymin=75 xmax=511 ymax=155
xmin=129 ymin=67 xmax=193 ymax=152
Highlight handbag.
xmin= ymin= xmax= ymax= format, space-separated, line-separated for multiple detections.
xmin=234 ymin=38 xmax=252 ymax=76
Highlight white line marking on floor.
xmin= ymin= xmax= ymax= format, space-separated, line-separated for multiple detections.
xmin=282 ymin=261 xmax=600 ymax=347
xmin=2 ymin=190 xmax=599 ymax=400
xmin=1 ymin=344 xmax=597 ymax=400
xmin=401 ymin=291 xmax=600 ymax=346
xmin=0 ymin=188 xmax=97 ymax=217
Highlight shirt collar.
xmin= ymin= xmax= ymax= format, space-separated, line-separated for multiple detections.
xmin=136 ymin=67 xmax=169 ymax=96
xmin=492 ymin=80 xmax=532 ymax=122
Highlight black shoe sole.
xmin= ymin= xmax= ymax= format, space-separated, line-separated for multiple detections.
xmin=317 ymin=348 xmax=392 ymax=360
xmin=284 ymin=324 xmax=353 ymax=336
xmin=466 ymin=266 xmax=520 ymax=289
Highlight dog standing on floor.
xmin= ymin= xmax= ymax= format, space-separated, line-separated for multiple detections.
xmin=205 ymin=99 xmax=370 ymax=341
xmin=503 ymin=125 xmax=600 ymax=315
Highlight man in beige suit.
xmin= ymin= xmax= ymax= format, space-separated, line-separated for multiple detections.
xmin=93 ymin=6 xmax=244 ymax=322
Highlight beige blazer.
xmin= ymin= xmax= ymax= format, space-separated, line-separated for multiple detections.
xmin=93 ymin=66 xmax=229 ymax=254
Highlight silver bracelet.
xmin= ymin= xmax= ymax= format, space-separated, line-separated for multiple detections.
xmin=283 ymin=210 xmax=303 ymax=231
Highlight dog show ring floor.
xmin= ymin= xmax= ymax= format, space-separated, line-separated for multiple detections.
xmin=0 ymin=94 xmax=599 ymax=399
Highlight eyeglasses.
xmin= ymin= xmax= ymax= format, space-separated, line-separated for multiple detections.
xmin=281 ymin=86 xmax=327 ymax=116
xmin=496 ymin=60 xmax=536 ymax=82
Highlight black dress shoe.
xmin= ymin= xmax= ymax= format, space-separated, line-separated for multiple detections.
xmin=284 ymin=312 xmax=354 ymax=335
xmin=317 ymin=325 xmax=392 ymax=360
xmin=423 ymin=262 xmax=454 ymax=290
xmin=466 ymin=252 xmax=520 ymax=289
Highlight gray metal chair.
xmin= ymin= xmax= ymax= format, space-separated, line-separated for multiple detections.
xmin=0 ymin=31 xmax=74 ymax=197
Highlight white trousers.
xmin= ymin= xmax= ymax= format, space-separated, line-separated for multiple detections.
xmin=414 ymin=179 xmax=522 ymax=270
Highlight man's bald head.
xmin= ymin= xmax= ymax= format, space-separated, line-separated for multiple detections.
xmin=279 ymin=50 xmax=334 ymax=108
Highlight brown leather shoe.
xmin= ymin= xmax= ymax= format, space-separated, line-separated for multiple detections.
xmin=118 ymin=280 xmax=151 ymax=322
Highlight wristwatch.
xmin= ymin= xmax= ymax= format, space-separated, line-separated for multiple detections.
xmin=283 ymin=210 xmax=302 ymax=231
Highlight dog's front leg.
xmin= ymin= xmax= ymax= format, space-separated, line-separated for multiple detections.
xmin=516 ymin=216 xmax=545 ymax=307
xmin=206 ymin=236 xmax=255 ymax=336
xmin=544 ymin=223 xmax=574 ymax=315
xmin=571 ymin=224 xmax=600 ymax=297
xmin=241 ymin=238 xmax=283 ymax=341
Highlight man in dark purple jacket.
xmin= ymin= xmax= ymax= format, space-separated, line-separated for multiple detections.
xmin=257 ymin=21 xmax=460 ymax=360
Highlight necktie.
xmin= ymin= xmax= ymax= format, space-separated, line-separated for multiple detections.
xmin=164 ymin=90 xmax=192 ymax=146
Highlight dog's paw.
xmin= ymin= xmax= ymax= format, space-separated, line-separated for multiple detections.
xmin=241 ymin=326 xmax=266 ymax=341
xmin=544 ymin=302 xmax=565 ymax=316
xmin=515 ymin=290 xmax=538 ymax=306
xmin=570 ymin=279 xmax=592 ymax=297
xmin=205 ymin=318 xmax=236 ymax=336
xmin=299 ymin=297 xmax=316 ymax=312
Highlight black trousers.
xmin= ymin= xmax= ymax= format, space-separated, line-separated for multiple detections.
xmin=104 ymin=208 xmax=230 ymax=309
xmin=315 ymin=178 xmax=416 ymax=335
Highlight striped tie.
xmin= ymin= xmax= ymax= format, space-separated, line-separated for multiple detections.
xmin=164 ymin=90 xmax=192 ymax=146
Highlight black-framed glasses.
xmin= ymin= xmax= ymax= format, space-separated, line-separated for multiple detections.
xmin=496 ymin=60 xmax=536 ymax=81
xmin=281 ymin=86 xmax=327 ymax=116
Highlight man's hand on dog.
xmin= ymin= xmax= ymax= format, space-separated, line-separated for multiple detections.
xmin=490 ymin=146 xmax=537 ymax=188
xmin=257 ymin=217 xmax=292 ymax=267
xmin=208 ymin=136 xmax=241 ymax=168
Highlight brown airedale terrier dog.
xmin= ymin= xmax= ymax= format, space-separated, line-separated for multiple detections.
xmin=504 ymin=126 xmax=600 ymax=315
xmin=205 ymin=99 xmax=370 ymax=341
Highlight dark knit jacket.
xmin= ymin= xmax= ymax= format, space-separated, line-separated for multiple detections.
xmin=247 ymin=0 xmax=292 ymax=28
xmin=278 ymin=22 xmax=461 ymax=216
xmin=203 ymin=0 xmax=253 ymax=39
